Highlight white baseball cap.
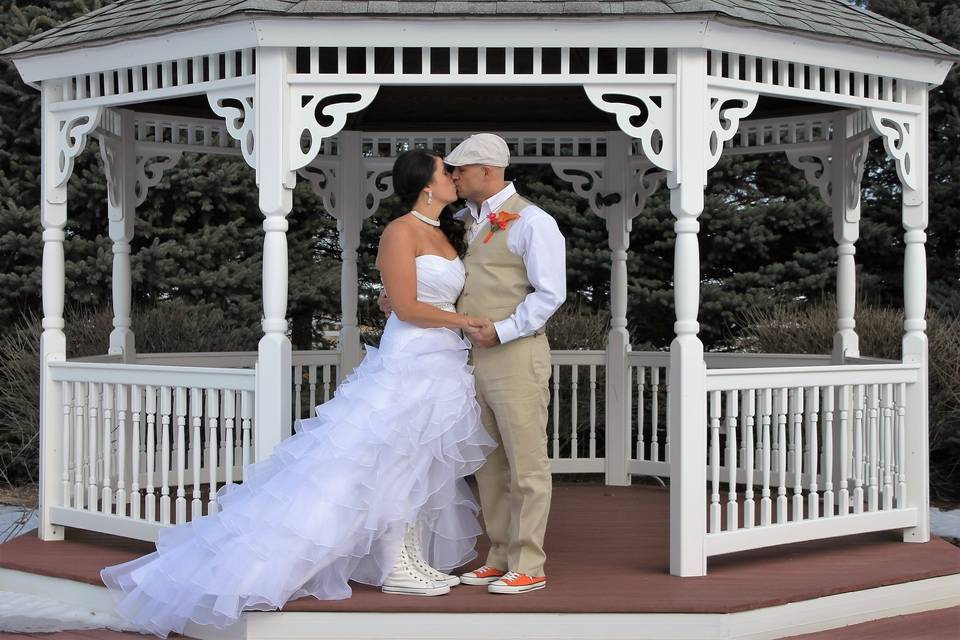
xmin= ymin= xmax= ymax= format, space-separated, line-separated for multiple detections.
xmin=444 ymin=133 xmax=510 ymax=167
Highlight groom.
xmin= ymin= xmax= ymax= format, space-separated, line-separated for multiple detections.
xmin=445 ymin=134 xmax=566 ymax=594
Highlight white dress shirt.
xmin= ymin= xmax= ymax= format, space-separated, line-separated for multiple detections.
xmin=456 ymin=183 xmax=567 ymax=344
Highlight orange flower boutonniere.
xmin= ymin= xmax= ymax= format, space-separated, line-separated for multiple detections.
xmin=483 ymin=211 xmax=521 ymax=243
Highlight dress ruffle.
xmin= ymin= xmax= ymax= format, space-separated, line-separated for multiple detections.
xmin=100 ymin=320 xmax=495 ymax=638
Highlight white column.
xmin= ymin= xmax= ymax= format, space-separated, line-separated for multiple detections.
xmin=603 ymin=132 xmax=633 ymax=486
xmin=108 ymin=110 xmax=137 ymax=362
xmin=901 ymin=87 xmax=929 ymax=543
xmin=830 ymin=115 xmax=861 ymax=364
xmin=39 ymin=82 xmax=68 ymax=540
xmin=254 ymin=47 xmax=295 ymax=459
xmin=336 ymin=130 xmax=363 ymax=377
xmin=668 ymin=49 xmax=709 ymax=577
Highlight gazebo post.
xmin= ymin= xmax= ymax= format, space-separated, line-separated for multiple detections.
xmin=38 ymin=81 xmax=68 ymax=541
xmin=668 ymin=49 xmax=709 ymax=577
xmin=603 ymin=131 xmax=634 ymax=487
xmin=900 ymin=85 xmax=930 ymax=543
xmin=107 ymin=109 xmax=137 ymax=363
xmin=253 ymin=47 xmax=295 ymax=460
xmin=336 ymin=130 xmax=364 ymax=378
xmin=831 ymin=113 xmax=863 ymax=364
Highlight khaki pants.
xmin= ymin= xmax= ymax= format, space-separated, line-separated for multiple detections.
xmin=471 ymin=333 xmax=552 ymax=577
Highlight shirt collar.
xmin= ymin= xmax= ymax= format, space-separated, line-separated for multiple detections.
xmin=469 ymin=182 xmax=516 ymax=222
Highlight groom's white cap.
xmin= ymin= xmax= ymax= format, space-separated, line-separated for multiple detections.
xmin=444 ymin=133 xmax=510 ymax=167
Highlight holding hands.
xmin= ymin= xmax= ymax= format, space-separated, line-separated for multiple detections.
xmin=378 ymin=290 xmax=499 ymax=347
xmin=464 ymin=317 xmax=499 ymax=347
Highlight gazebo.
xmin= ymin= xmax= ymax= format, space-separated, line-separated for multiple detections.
xmin=2 ymin=1 xmax=959 ymax=637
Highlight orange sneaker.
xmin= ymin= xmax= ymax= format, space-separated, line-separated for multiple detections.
xmin=459 ymin=565 xmax=506 ymax=586
xmin=487 ymin=571 xmax=546 ymax=594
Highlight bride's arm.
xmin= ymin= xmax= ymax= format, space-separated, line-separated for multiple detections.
xmin=376 ymin=221 xmax=479 ymax=330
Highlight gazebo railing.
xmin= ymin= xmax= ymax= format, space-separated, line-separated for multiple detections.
xmin=47 ymin=361 xmax=256 ymax=541
xmin=547 ymin=350 xmax=607 ymax=473
xmin=700 ymin=363 xmax=921 ymax=558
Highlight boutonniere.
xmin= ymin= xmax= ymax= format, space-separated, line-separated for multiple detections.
xmin=483 ymin=211 xmax=521 ymax=243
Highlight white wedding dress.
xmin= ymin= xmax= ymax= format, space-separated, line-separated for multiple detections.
xmin=101 ymin=255 xmax=495 ymax=638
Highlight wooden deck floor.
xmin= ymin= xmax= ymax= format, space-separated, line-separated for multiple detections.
xmin=1 ymin=485 xmax=958 ymax=615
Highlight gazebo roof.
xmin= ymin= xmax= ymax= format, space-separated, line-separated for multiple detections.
xmin=3 ymin=0 xmax=958 ymax=60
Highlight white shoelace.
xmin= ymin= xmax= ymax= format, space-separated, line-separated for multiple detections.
xmin=501 ymin=571 xmax=521 ymax=582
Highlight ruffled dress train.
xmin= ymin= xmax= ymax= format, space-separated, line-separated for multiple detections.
xmin=100 ymin=255 xmax=494 ymax=638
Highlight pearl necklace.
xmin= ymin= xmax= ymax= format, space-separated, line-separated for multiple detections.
xmin=410 ymin=210 xmax=441 ymax=227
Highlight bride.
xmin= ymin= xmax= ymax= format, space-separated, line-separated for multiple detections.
xmin=100 ymin=149 xmax=497 ymax=638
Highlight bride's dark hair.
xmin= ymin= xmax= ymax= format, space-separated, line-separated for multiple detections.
xmin=391 ymin=149 xmax=467 ymax=258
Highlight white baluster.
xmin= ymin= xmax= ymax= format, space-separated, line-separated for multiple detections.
xmin=822 ymin=386 xmax=835 ymax=517
xmin=129 ymin=385 xmax=142 ymax=519
xmin=159 ymin=386 xmax=172 ymax=525
xmin=709 ymin=391 xmax=721 ymax=533
xmin=651 ymin=367 xmax=660 ymax=462
xmin=190 ymin=387 xmax=203 ymax=520
xmin=87 ymin=382 xmax=99 ymax=511
xmin=776 ymin=388 xmax=788 ymax=523
xmin=175 ymin=388 xmax=187 ymax=524
xmin=867 ymin=383 xmax=879 ymax=512
xmin=309 ymin=365 xmax=317 ymax=411
xmin=242 ymin=390 xmax=254 ymax=470
xmin=74 ymin=382 xmax=85 ymax=510
xmin=115 ymin=385 xmax=128 ymax=516
xmin=838 ymin=385 xmax=850 ymax=515
xmin=294 ymin=364 xmax=303 ymax=419
xmin=760 ymin=389 xmax=772 ymax=526
xmin=570 ymin=365 xmax=579 ymax=459
xmin=101 ymin=383 xmax=113 ymax=514
xmin=882 ymin=383 xmax=894 ymax=510
xmin=806 ymin=386 xmax=819 ymax=520
xmin=323 ymin=364 xmax=333 ymax=404
xmin=552 ymin=364 xmax=560 ymax=459
xmin=664 ymin=367 xmax=671 ymax=462
xmin=853 ymin=384 xmax=865 ymax=514
xmin=61 ymin=383 xmax=72 ymax=508
xmin=206 ymin=388 xmax=220 ymax=514
xmin=224 ymin=389 xmax=236 ymax=486
xmin=742 ymin=388 xmax=755 ymax=528
xmin=726 ymin=390 xmax=739 ymax=531
xmin=636 ymin=366 xmax=645 ymax=460
xmin=790 ymin=387 xmax=804 ymax=521
xmin=589 ymin=364 xmax=597 ymax=459
xmin=895 ymin=383 xmax=907 ymax=508
xmin=144 ymin=385 xmax=157 ymax=522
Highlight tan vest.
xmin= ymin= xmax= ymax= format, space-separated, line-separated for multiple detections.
xmin=456 ymin=193 xmax=533 ymax=322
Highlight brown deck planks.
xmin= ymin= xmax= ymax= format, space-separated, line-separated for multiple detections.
xmin=1 ymin=485 xmax=958 ymax=615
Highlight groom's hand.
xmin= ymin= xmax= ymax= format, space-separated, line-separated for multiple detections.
xmin=377 ymin=289 xmax=393 ymax=317
xmin=466 ymin=318 xmax=500 ymax=348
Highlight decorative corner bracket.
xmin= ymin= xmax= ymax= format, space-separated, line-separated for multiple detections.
xmin=290 ymin=85 xmax=379 ymax=171
xmin=134 ymin=153 xmax=183 ymax=207
xmin=867 ymin=109 xmax=918 ymax=192
xmin=53 ymin=107 xmax=103 ymax=187
xmin=207 ymin=87 xmax=256 ymax=169
xmin=707 ymin=89 xmax=758 ymax=171
xmin=583 ymin=84 xmax=675 ymax=173
xmin=785 ymin=150 xmax=832 ymax=205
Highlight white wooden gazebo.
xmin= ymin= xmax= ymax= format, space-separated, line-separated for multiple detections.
xmin=3 ymin=0 xmax=957 ymax=583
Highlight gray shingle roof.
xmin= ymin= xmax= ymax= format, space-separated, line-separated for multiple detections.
xmin=3 ymin=0 xmax=958 ymax=59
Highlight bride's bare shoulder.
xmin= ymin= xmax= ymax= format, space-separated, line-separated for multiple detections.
xmin=378 ymin=216 xmax=418 ymax=256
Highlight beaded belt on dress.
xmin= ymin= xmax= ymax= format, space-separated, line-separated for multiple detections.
xmin=430 ymin=302 xmax=456 ymax=312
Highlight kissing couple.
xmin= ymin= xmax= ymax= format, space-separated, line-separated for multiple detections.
xmin=101 ymin=133 xmax=567 ymax=638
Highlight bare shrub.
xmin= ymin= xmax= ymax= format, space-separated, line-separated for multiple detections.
xmin=741 ymin=300 xmax=960 ymax=501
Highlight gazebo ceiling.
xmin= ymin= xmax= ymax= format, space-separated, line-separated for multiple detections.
xmin=3 ymin=0 xmax=958 ymax=61
xmin=129 ymin=87 xmax=839 ymax=132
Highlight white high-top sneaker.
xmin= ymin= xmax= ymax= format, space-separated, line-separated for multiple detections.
xmin=381 ymin=542 xmax=451 ymax=596
xmin=404 ymin=523 xmax=461 ymax=587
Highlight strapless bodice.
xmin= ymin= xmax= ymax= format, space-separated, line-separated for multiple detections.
xmin=414 ymin=254 xmax=464 ymax=310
